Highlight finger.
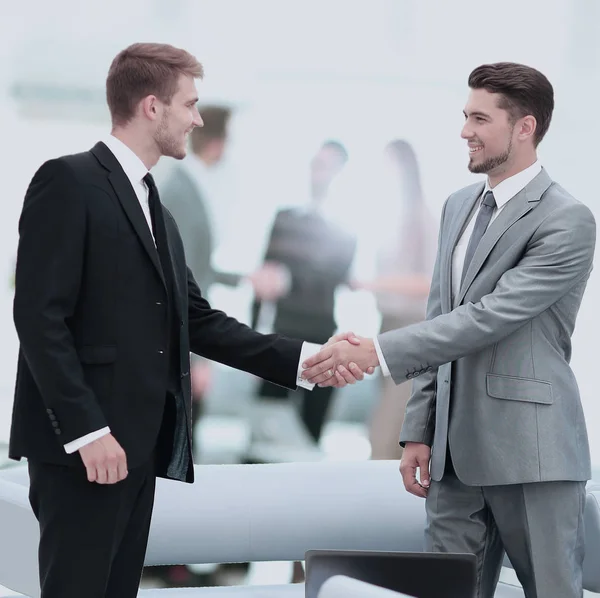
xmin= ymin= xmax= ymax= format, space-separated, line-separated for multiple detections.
xmin=333 ymin=371 xmax=347 ymax=388
xmin=367 ymin=366 xmax=376 ymax=375
xmin=302 ymin=347 xmax=333 ymax=370
xmin=86 ymin=465 xmax=97 ymax=483
xmin=342 ymin=332 xmax=360 ymax=346
xmin=117 ymin=455 xmax=128 ymax=482
xmin=107 ymin=464 xmax=118 ymax=485
xmin=346 ymin=362 xmax=364 ymax=381
xmin=337 ymin=364 xmax=356 ymax=384
xmin=400 ymin=462 xmax=427 ymax=498
xmin=309 ymin=363 xmax=338 ymax=385
xmin=327 ymin=331 xmax=359 ymax=346
xmin=95 ymin=465 xmax=108 ymax=485
xmin=303 ymin=358 xmax=336 ymax=383
xmin=418 ymin=458 xmax=431 ymax=489
xmin=409 ymin=481 xmax=428 ymax=498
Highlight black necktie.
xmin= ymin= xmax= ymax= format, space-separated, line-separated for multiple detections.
xmin=144 ymin=173 xmax=171 ymax=280
xmin=461 ymin=190 xmax=496 ymax=285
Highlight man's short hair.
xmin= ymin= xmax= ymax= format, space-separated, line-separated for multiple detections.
xmin=106 ymin=42 xmax=204 ymax=126
xmin=468 ymin=62 xmax=554 ymax=146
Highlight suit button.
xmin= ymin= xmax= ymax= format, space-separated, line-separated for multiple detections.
xmin=426 ymin=366 xmax=433 ymax=372
xmin=46 ymin=408 xmax=53 ymax=414
xmin=156 ymin=301 xmax=163 ymax=306
xmin=158 ymin=350 xmax=164 ymax=355
xmin=51 ymin=421 xmax=59 ymax=428
xmin=49 ymin=414 xmax=57 ymax=421
xmin=406 ymin=373 xmax=413 ymax=379
xmin=54 ymin=429 xmax=62 ymax=435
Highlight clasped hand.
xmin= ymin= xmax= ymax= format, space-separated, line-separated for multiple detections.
xmin=302 ymin=332 xmax=379 ymax=387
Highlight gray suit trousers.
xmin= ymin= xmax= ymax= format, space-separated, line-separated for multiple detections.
xmin=425 ymin=471 xmax=586 ymax=598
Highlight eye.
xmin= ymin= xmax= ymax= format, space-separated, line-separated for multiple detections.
xmin=475 ymin=116 xmax=486 ymax=123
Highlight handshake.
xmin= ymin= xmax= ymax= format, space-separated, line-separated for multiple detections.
xmin=301 ymin=332 xmax=380 ymax=389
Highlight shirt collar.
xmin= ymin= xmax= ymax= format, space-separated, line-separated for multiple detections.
xmin=484 ymin=160 xmax=542 ymax=209
xmin=103 ymin=135 xmax=149 ymax=187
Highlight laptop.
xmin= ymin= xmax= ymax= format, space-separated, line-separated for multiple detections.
xmin=305 ymin=550 xmax=477 ymax=598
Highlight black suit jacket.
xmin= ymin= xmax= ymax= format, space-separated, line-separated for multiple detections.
xmin=9 ymin=142 xmax=302 ymax=482
xmin=252 ymin=207 xmax=356 ymax=342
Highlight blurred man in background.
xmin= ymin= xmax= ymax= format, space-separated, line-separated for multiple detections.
xmin=248 ymin=141 xmax=356 ymax=459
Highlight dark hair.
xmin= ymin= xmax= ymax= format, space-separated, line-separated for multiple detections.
xmin=107 ymin=43 xmax=204 ymax=126
xmin=321 ymin=140 xmax=349 ymax=163
xmin=468 ymin=62 xmax=554 ymax=146
xmin=190 ymin=105 xmax=231 ymax=153
xmin=386 ymin=139 xmax=424 ymax=207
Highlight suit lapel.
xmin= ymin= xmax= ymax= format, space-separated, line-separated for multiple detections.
xmin=455 ymin=168 xmax=553 ymax=306
xmin=442 ymin=183 xmax=484 ymax=312
xmin=90 ymin=142 xmax=166 ymax=290
xmin=164 ymin=218 xmax=183 ymax=319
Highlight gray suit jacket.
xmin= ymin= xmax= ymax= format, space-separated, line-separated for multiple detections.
xmin=160 ymin=165 xmax=241 ymax=294
xmin=381 ymin=168 xmax=596 ymax=486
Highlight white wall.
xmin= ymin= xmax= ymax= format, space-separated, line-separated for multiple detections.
xmin=0 ymin=0 xmax=599 ymax=462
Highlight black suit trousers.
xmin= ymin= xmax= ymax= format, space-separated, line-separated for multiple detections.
xmin=28 ymin=453 xmax=160 ymax=598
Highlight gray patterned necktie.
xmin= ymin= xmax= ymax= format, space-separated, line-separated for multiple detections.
xmin=461 ymin=190 xmax=496 ymax=284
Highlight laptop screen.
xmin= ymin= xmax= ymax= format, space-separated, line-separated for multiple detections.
xmin=305 ymin=550 xmax=476 ymax=598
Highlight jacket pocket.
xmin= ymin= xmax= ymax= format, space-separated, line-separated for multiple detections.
xmin=486 ymin=373 xmax=553 ymax=405
xmin=78 ymin=345 xmax=117 ymax=364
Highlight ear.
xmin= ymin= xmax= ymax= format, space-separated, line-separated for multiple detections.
xmin=140 ymin=95 xmax=160 ymax=122
xmin=517 ymin=115 xmax=537 ymax=143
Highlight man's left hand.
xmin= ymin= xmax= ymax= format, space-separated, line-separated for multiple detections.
xmin=302 ymin=335 xmax=379 ymax=387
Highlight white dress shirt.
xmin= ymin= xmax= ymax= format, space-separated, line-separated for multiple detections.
xmin=65 ymin=136 xmax=315 ymax=454
xmin=374 ymin=160 xmax=542 ymax=376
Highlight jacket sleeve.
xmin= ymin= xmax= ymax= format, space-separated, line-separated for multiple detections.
xmin=186 ymin=267 xmax=303 ymax=389
xmin=380 ymin=202 xmax=596 ymax=388
xmin=13 ymin=159 xmax=108 ymax=445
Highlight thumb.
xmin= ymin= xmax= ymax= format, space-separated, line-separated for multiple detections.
xmin=341 ymin=331 xmax=360 ymax=345
xmin=418 ymin=456 xmax=430 ymax=487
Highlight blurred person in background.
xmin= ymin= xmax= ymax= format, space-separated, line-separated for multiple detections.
xmin=352 ymin=139 xmax=436 ymax=459
xmin=247 ymin=141 xmax=356 ymax=459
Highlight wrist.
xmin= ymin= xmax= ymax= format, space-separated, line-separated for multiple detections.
xmin=366 ymin=338 xmax=379 ymax=368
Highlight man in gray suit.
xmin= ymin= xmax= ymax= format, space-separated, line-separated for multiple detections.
xmin=302 ymin=62 xmax=596 ymax=597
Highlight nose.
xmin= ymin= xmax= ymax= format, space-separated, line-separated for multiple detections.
xmin=461 ymin=122 xmax=473 ymax=139
xmin=193 ymin=109 xmax=203 ymax=128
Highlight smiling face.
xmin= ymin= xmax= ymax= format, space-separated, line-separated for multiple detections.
xmin=461 ymin=88 xmax=520 ymax=177
xmin=153 ymin=74 xmax=203 ymax=160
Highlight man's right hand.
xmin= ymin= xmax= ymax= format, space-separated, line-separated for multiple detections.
xmin=399 ymin=442 xmax=431 ymax=498
xmin=78 ymin=434 xmax=128 ymax=484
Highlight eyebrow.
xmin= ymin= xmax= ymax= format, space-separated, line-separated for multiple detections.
xmin=463 ymin=110 xmax=491 ymax=119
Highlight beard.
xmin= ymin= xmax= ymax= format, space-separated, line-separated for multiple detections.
xmin=155 ymin=111 xmax=187 ymax=160
xmin=468 ymin=133 xmax=513 ymax=175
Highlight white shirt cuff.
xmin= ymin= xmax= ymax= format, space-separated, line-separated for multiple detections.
xmin=297 ymin=342 xmax=321 ymax=390
xmin=374 ymin=337 xmax=391 ymax=377
xmin=64 ymin=427 xmax=111 ymax=454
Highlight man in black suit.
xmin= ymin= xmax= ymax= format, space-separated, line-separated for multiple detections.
xmin=9 ymin=42 xmax=366 ymax=598
xmin=250 ymin=142 xmax=356 ymax=446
